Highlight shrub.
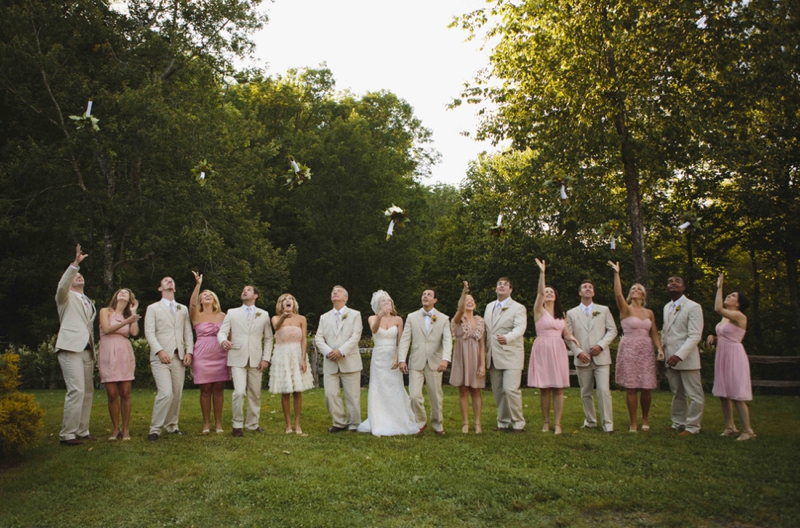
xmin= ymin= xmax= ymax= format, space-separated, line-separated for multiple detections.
xmin=16 ymin=337 xmax=62 ymax=390
xmin=0 ymin=351 xmax=44 ymax=455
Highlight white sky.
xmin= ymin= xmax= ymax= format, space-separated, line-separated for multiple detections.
xmin=245 ymin=0 xmax=502 ymax=187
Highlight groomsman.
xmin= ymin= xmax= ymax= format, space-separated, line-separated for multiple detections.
xmin=565 ymin=280 xmax=618 ymax=433
xmin=315 ymin=286 xmax=363 ymax=432
xmin=484 ymin=278 xmax=527 ymax=432
xmin=398 ymin=289 xmax=452 ymax=435
xmin=54 ymin=244 xmax=97 ymax=446
xmin=145 ymin=277 xmax=193 ymax=441
xmin=662 ymin=276 xmax=705 ymax=436
xmin=218 ymin=285 xmax=273 ymax=436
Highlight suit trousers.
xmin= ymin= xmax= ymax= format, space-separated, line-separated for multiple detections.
xmin=490 ymin=366 xmax=525 ymax=429
xmin=231 ymin=365 xmax=263 ymax=430
xmin=665 ymin=368 xmax=705 ymax=434
xmin=324 ymin=370 xmax=361 ymax=429
xmin=408 ymin=366 xmax=444 ymax=432
xmin=149 ymin=353 xmax=185 ymax=435
xmin=57 ymin=349 xmax=94 ymax=440
xmin=576 ymin=363 xmax=613 ymax=431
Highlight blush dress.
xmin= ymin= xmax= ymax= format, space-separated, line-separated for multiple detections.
xmin=449 ymin=316 xmax=486 ymax=388
xmin=98 ymin=312 xmax=135 ymax=383
xmin=192 ymin=322 xmax=230 ymax=385
xmin=527 ymin=311 xmax=570 ymax=388
xmin=614 ymin=317 xmax=657 ymax=390
xmin=268 ymin=326 xmax=314 ymax=394
xmin=712 ymin=323 xmax=752 ymax=401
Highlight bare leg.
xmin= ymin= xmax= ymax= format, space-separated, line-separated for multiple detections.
xmin=458 ymin=386 xmax=470 ymax=432
xmin=470 ymin=388 xmax=482 ymax=433
xmin=719 ymin=397 xmax=738 ymax=435
xmin=626 ymin=389 xmax=638 ymax=431
xmin=212 ymin=382 xmax=225 ymax=431
xmin=733 ymin=400 xmax=752 ymax=435
xmin=281 ymin=393 xmax=292 ymax=432
xmin=553 ymin=388 xmax=564 ymax=434
xmin=293 ymin=392 xmax=303 ymax=432
xmin=105 ymin=382 xmax=120 ymax=438
xmin=640 ymin=389 xmax=652 ymax=429
xmin=119 ymin=381 xmax=132 ymax=438
xmin=199 ymin=383 xmax=213 ymax=432
xmin=540 ymin=388 xmax=551 ymax=431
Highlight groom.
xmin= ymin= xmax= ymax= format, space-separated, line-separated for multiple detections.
xmin=398 ymin=289 xmax=452 ymax=435
xmin=315 ymin=285 xmax=363 ymax=433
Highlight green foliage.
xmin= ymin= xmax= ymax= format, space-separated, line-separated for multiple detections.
xmin=15 ymin=338 xmax=62 ymax=390
xmin=0 ymin=352 xmax=44 ymax=455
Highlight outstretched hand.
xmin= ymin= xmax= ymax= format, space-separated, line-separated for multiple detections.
xmin=535 ymin=258 xmax=546 ymax=272
xmin=462 ymin=280 xmax=470 ymax=293
xmin=192 ymin=270 xmax=203 ymax=285
xmin=607 ymin=260 xmax=620 ymax=273
xmin=717 ymin=273 xmax=724 ymax=289
xmin=73 ymin=244 xmax=88 ymax=266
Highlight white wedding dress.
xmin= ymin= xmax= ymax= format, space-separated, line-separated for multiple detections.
xmin=357 ymin=326 xmax=420 ymax=436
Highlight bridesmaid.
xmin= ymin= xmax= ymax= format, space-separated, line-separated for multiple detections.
xmin=269 ymin=294 xmax=313 ymax=434
xmin=189 ymin=271 xmax=229 ymax=434
xmin=98 ymin=288 xmax=140 ymax=441
xmin=527 ymin=259 xmax=580 ymax=435
xmin=707 ymin=273 xmax=755 ymax=441
xmin=608 ymin=261 xmax=664 ymax=432
xmin=450 ymin=281 xmax=486 ymax=434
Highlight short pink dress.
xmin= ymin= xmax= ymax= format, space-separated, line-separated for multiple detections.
xmin=449 ymin=316 xmax=486 ymax=389
xmin=192 ymin=322 xmax=231 ymax=385
xmin=615 ymin=317 xmax=657 ymax=390
xmin=527 ymin=311 xmax=570 ymax=388
xmin=98 ymin=312 xmax=135 ymax=383
xmin=712 ymin=323 xmax=752 ymax=401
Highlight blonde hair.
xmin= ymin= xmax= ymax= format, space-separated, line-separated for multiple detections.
xmin=198 ymin=290 xmax=221 ymax=313
xmin=276 ymin=293 xmax=299 ymax=315
xmin=107 ymin=288 xmax=136 ymax=318
xmin=626 ymin=283 xmax=648 ymax=304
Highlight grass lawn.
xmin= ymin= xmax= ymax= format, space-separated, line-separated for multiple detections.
xmin=1 ymin=387 xmax=798 ymax=527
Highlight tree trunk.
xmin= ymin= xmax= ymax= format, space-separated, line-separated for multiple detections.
xmin=785 ymin=243 xmax=800 ymax=331
xmin=686 ymin=230 xmax=693 ymax=289
xmin=103 ymin=229 xmax=115 ymax=291
xmin=749 ymin=250 xmax=763 ymax=349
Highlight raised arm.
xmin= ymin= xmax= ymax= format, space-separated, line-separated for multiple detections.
xmin=714 ymin=273 xmax=747 ymax=328
xmin=189 ymin=271 xmax=202 ymax=323
xmin=608 ymin=261 xmax=629 ymax=317
xmin=452 ymin=281 xmax=469 ymax=327
xmin=533 ymin=258 xmax=546 ymax=320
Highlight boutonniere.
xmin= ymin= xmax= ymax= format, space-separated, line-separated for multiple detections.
xmin=342 ymin=313 xmax=348 ymax=321
xmin=501 ymin=307 xmax=508 ymax=313
xmin=431 ymin=315 xmax=438 ymax=322
xmin=592 ymin=311 xmax=600 ymax=318
xmin=255 ymin=312 xmax=262 ymax=318
xmin=675 ymin=305 xmax=682 ymax=313
xmin=176 ymin=305 xmax=182 ymax=311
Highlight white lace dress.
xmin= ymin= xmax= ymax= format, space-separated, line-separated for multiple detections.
xmin=357 ymin=326 xmax=420 ymax=436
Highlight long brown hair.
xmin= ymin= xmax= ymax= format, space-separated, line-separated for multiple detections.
xmin=107 ymin=288 xmax=136 ymax=318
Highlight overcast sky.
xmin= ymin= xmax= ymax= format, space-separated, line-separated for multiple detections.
xmin=244 ymin=0 xmax=502 ymax=187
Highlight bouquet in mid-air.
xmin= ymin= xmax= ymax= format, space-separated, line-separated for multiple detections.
xmin=384 ymin=205 xmax=409 ymax=240
xmin=286 ymin=155 xmax=312 ymax=188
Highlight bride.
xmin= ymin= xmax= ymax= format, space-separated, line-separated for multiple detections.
xmin=357 ymin=291 xmax=420 ymax=436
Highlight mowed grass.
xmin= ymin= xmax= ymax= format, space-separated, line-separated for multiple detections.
xmin=1 ymin=387 xmax=799 ymax=527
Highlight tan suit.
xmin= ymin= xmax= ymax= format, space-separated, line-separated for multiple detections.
xmin=314 ymin=307 xmax=363 ymax=429
xmin=398 ymin=308 xmax=452 ymax=432
xmin=566 ymin=304 xmax=617 ymax=431
xmin=217 ymin=306 xmax=274 ymax=430
xmin=145 ymin=300 xmax=193 ymax=435
xmin=484 ymin=298 xmax=527 ymax=430
xmin=662 ymin=297 xmax=704 ymax=433
xmin=55 ymin=264 xmax=96 ymax=441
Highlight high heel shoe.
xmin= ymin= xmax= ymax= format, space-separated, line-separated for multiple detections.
xmin=554 ymin=424 xmax=562 ymax=435
xmin=629 ymin=425 xmax=638 ymax=433
xmin=542 ymin=422 xmax=550 ymax=433
xmin=736 ymin=430 xmax=756 ymax=441
xmin=721 ymin=427 xmax=739 ymax=437
xmin=462 ymin=424 xmax=469 ymax=434
xmin=475 ymin=425 xmax=482 ymax=434
xmin=285 ymin=426 xmax=293 ymax=434
xmin=108 ymin=431 xmax=121 ymax=441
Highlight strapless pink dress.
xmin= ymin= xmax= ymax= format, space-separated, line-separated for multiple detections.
xmin=615 ymin=317 xmax=656 ymax=389
xmin=712 ymin=323 xmax=752 ymax=401
xmin=527 ymin=311 xmax=570 ymax=388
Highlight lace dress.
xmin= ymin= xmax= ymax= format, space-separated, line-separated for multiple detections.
xmin=268 ymin=326 xmax=314 ymax=394
xmin=357 ymin=326 xmax=420 ymax=436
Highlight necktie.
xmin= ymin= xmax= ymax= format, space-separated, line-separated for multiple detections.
xmin=335 ymin=311 xmax=342 ymax=327
xmin=494 ymin=302 xmax=502 ymax=317
xmin=81 ymin=295 xmax=92 ymax=315
xmin=583 ymin=306 xmax=590 ymax=317
xmin=247 ymin=307 xmax=253 ymax=321
xmin=424 ymin=311 xmax=432 ymax=333
xmin=670 ymin=302 xmax=677 ymax=313
xmin=170 ymin=301 xmax=175 ymax=315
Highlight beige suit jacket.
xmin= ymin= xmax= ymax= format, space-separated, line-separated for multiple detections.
xmin=566 ymin=304 xmax=618 ymax=366
xmin=314 ymin=307 xmax=363 ymax=374
xmin=398 ymin=308 xmax=453 ymax=371
xmin=661 ymin=297 xmax=703 ymax=370
xmin=55 ymin=265 xmax=96 ymax=354
xmin=217 ymin=306 xmax=274 ymax=368
xmin=144 ymin=300 xmax=194 ymax=360
xmin=483 ymin=298 xmax=527 ymax=370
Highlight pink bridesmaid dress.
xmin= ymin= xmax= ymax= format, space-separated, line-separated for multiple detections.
xmin=712 ymin=322 xmax=752 ymax=401
xmin=527 ymin=311 xmax=570 ymax=388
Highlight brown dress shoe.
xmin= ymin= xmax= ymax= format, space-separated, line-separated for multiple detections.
xmin=77 ymin=434 xmax=97 ymax=441
xmin=509 ymin=428 xmax=525 ymax=434
xmin=327 ymin=426 xmax=346 ymax=433
xmin=434 ymin=430 xmax=446 ymax=436
xmin=232 ymin=428 xmax=244 ymax=437
xmin=147 ymin=433 xmax=159 ymax=442
xmin=677 ymin=430 xmax=696 ymax=437
xmin=60 ymin=438 xmax=83 ymax=446
xmin=249 ymin=427 xmax=265 ymax=433
xmin=417 ymin=424 xmax=428 ymax=435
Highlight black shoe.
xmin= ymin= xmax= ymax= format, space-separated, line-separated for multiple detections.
xmin=60 ymin=438 xmax=83 ymax=446
xmin=250 ymin=427 xmax=265 ymax=433
xmin=232 ymin=428 xmax=244 ymax=437
xmin=169 ymin=429 xmax=184 ymax=436
xmin=77 ymin=434 xmax=97 ymax=441
xmin=328 ymin=426 xmax=346 ymax=433
xmin=148 ymin=433 xmax=159 ymax=442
